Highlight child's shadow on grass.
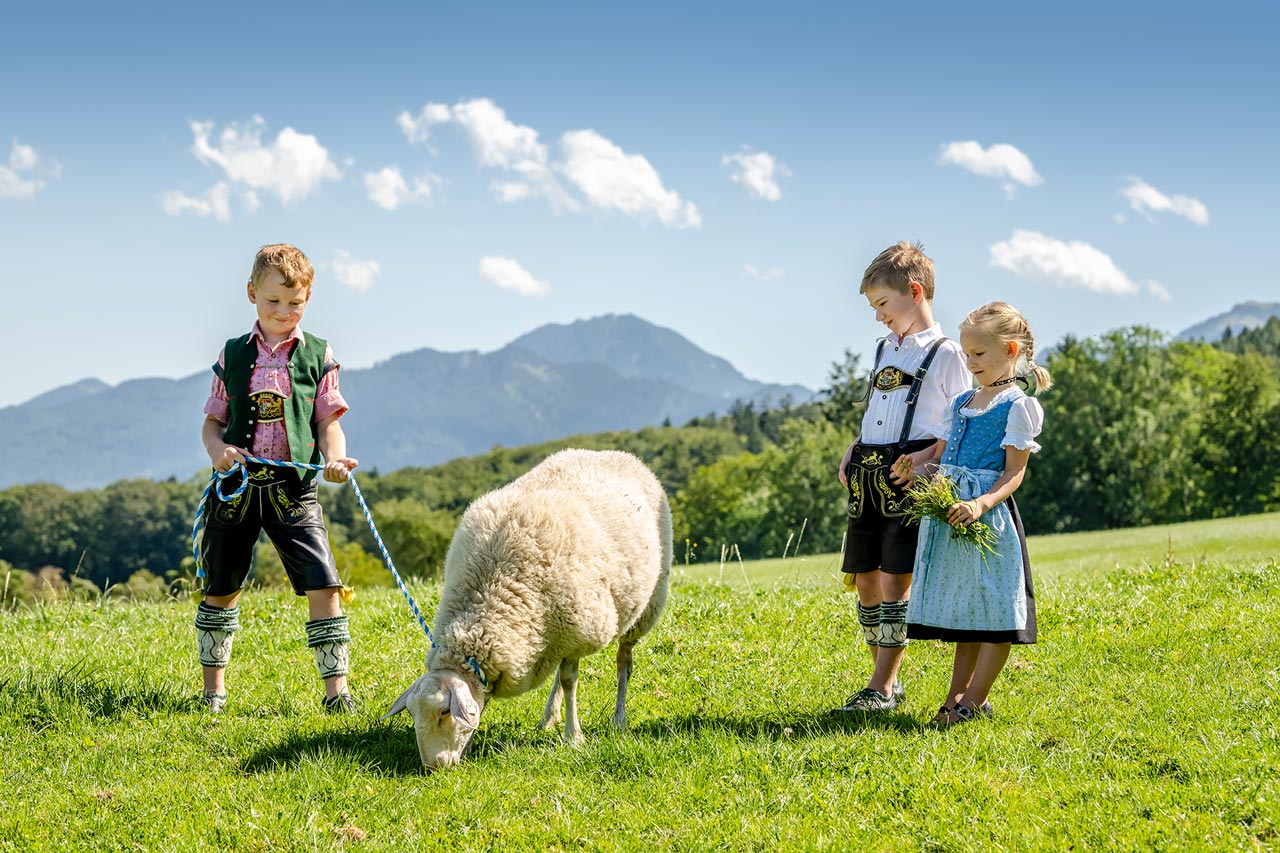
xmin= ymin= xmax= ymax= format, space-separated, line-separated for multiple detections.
xmin=631 ymin=707 xmax=926 ymax=741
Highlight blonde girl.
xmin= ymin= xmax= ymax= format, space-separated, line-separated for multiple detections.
xmin=892 ymin=302 xmax=1052 ymax=727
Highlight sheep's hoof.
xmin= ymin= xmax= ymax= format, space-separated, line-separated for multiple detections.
xmin=563 ymin=730 xmax=585 ymax=746
xmin=610 ymin=712 xmax=627 ymax=730
xmin=538 ymin=715 xmax=560 ymax=731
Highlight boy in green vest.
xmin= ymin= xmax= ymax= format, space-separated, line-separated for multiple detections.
xmin=197 ymin=243 xmax=359 ymax=714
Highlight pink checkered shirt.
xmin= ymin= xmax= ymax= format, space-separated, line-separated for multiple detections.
xmin=203 ymin=323 xmax=348 ymax=461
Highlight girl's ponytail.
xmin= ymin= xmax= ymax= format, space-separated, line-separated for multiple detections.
xmin=1027 ymin=358 xmax=1053 ymax=395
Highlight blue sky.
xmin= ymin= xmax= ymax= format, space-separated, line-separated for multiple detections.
xmin=2 ymin=1 xmax=1276 ymax=410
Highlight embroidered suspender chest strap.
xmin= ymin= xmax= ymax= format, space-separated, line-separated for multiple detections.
xmin=895 ymin=337 xmax=947 ymax=450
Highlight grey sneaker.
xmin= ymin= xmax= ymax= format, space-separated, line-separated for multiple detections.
xmin=200 ymin=692 xmax=227 ymax=714
xmin=324 ymin=692 xmax=357 ymax=714
xmin=891 ymin=680 xmax=906 ymax=704
xmin=837 ymin=686 xmax=898 ymax=713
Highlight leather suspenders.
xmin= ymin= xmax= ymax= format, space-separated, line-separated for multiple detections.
xmin=866 ymin=337 xmax=948 ymax=450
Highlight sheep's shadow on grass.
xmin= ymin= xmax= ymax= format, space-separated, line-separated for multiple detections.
xmin=240 ymin=718 xmax=557 ymax=775
xmin=241 ymin=720 xmax=426 ymax=776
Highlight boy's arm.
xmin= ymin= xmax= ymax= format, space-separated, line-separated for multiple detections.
xmin=316 ymin=414 xmax=359 ymax=483
xmin=837 ymin=436 xmax=861 ymax=489
xmin=202 ymin=416 xmax=246 ymax=473
xmin=937 ymin=344 xmax=973 ymax=399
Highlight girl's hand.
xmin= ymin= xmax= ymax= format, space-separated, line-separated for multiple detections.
xmin=324 ymin=457 xmax=359 ymax=483
xmin=946 ymin=499 xmax=984 ymax=527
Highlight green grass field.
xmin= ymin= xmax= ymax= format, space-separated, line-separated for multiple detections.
xmin=3 ymin=513 xmax=1278 ymax=851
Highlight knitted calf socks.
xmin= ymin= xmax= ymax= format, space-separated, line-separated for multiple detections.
xmin=857 ymin=601 xmax=881 ymax=647
xmin=195 ymin=602 xmax=240 ymax=668
xmin=305 ymin=615 xmax=351 ymax=679
xmin=876 ymin=599 xmax=909 ymax=648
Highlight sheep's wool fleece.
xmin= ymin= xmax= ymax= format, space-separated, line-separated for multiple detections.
xmin=431 ymin=449 xmax=672 ymax=698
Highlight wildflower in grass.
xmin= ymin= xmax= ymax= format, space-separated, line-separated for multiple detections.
xmin=905 ymin=472 xmax=999 ymax=559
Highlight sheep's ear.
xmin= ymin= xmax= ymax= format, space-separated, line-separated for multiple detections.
xmin=383 ymin=686 xmax=412 ymax=719
xmin=449 ymin=683 xmax=480 ymax=729
xmin=383 ymin=675 xmax=426 ymax=720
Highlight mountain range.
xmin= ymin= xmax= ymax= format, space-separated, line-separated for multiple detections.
xmin=0 ymin=314 xmax=811 ymax=490
xmin=1175 ymin=301 xmax=1280 ymax=342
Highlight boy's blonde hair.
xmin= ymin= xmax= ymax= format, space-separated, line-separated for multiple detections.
xmin=860 ymin=241 xmax=935 ymax=300
xmin=249 ymin=243 xmax=314 ymax=292
xmin=959 ymin=301 xmax=1054 ymax=394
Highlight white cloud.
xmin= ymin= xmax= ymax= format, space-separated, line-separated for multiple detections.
xmin=9 ymin=142 xmax=38 ymax=172
xmin=744 ymin=264 xmax=785 ymax=283
xmin=1147 ymin=281 xmax=1172 ymax=302
xmin=722 ymin=148 xmax=790 ymax=201
xmin=558 ymin=129 xmax=701 ymax=228
xmin=989 ymin=229 xmax=1141 ymax=296
xmin=1120 ymin=177 xmax=1209 ymax=226
xmin=241 ymin=190 xmax=260 ymax=214
xmin=0 ymin=139 xmax=55 ymax=200
xmin=492 ymin=181 xmax=532 ymax=203
xmin=190 ymin=117 xmax=341 ymax=205
xmin=363 ymin=165 xmax=436 ymax=210
xmin=404 ymin=97 xmax=697 ymax=226
xmin=397 ymin=102 xmax=453 ymax=145
xmin=478 ymin=255 xmax=549 ymax=297
xmin=331 ymin=251 xmax=381 ymax=292
xmin=160 ymin=182 xmax=231 ymax=221
xmin=940 ymin=140 xmax=1043 ymax=198
xmin=445 ymin=98 xmax=576 ymax=210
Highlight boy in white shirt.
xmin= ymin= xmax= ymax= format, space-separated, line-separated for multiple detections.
xmin=835 ymin=242 xmax=970 ymax=713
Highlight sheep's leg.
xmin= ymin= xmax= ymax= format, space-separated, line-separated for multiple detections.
xmin=539 ymin=665 xmax=564 ymax=730
xmin=559 ymin=658 xmax=584 ymax=744
xmin=612 ymin=641 xmax=634 ymax=729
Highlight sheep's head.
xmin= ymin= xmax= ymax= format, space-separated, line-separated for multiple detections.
xmin=383 ymin=670 xmax=485 ymax=770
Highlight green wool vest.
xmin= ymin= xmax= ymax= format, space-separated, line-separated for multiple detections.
xmin=216 ymin=331 xmax=335 ymax=484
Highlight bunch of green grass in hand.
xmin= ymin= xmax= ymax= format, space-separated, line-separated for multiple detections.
xmin=905 ymin=472 xmax=1000 ymax=559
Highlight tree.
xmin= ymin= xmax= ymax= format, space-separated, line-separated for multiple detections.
xmin=820 ymin=349 xmax=869 ymax=437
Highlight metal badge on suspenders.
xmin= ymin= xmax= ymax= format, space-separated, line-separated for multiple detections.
xmin=847 ymin=337 xmax=949 ymax=518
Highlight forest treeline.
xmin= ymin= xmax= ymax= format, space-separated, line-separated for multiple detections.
xmin=3 ymin=320 xmax=1279 ymax=602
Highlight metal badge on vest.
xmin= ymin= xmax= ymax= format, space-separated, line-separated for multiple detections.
xmin=212 ymin=332 xmax=337 ymax=485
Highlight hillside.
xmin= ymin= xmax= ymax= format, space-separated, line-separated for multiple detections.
xmin=0 ymin=314 xmax=812 ymax=490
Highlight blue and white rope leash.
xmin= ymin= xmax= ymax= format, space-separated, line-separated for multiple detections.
xmin=191 ymin=455 xmax=488 ymax=688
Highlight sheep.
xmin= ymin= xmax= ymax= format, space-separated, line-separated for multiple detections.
xmin=385 ymin=448 xmax=672 ymax=769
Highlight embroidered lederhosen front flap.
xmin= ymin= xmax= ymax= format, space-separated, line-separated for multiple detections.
xmin=250 ymin=390 xmax=287 ymax=423
xmin=847 ymin=445 xmax=911 ymax=519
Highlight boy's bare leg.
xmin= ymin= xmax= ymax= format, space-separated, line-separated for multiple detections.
xmin=201 ymin=591 xmax=241 ymax=695
xmin=306 ymin=587 xmax=348 ymax=699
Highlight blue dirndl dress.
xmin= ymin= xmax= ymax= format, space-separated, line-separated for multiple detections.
xmin=905 ymin=389 xmax=1038 ymax=644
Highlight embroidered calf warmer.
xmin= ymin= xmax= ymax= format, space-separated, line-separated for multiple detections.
xmin=195 ymin=602 xmax=240 ymax=668
xmin=306 ymin=615 xmax=351 ymax=679
xmin=876 ymin=599 xmax=909 ymax=648
xmin=857 ymin=602 xmax=882 ymax=646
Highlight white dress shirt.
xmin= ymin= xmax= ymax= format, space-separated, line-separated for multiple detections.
xmin=859 ymin=324 xmax=970 ymax=444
